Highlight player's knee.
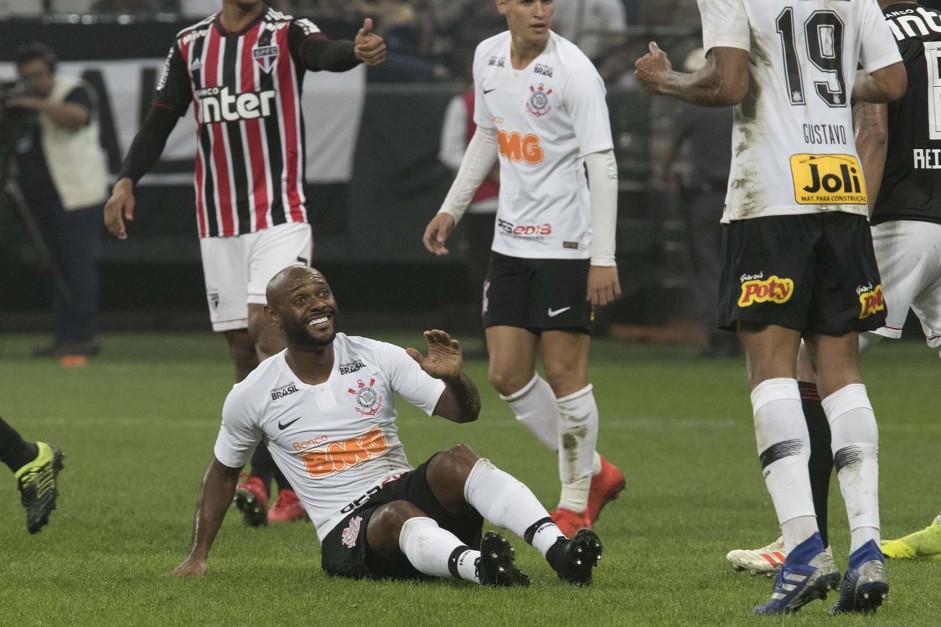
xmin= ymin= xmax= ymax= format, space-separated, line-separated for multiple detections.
xmin=543 ymin=363 xmax=585 ymax=396
xmin=488 ymin=367 xmax=528 ymax=396
xmin=439 ymin=443 xmax=480 ymax=470
xmin=369 ymin=501 xmax=427 ymax=555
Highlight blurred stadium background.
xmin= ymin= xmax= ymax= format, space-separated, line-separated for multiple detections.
xmin=0 ymin=0 xmax=722 ymax=343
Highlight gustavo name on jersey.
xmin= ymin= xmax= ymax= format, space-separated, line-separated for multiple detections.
xmin=196 ymin=86 xmax=276 ymax=123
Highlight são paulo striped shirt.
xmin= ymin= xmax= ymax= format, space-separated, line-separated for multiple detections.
xmin=153 ymin=8 xmax=323 ymax=238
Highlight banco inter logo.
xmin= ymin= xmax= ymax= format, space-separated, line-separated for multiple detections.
xmin=790 ymin=153 xmax=867 ymax=205
xmin=197 ymin=86 xmax=276 ymax=124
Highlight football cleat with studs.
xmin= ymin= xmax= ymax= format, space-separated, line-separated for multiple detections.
xmin=753 ymin=533 xmax=840 ymax=615
xmin=586 ymin=456 xmax=625 ymax=524
xmin=830 ymin=540 xmax=889 ymax=615
xmin=549 ymin=527 xmax=603 ymax=585
xmin=478 ymin=531 xmax=531 ymax=587
xmin=15 ymin=442 xmax=64 ymax=534
xmin=727 ymin=535 xmax=786 ymax=576
xmin=881 ymin=515 xmax=941 ymax=560
xmin=233 ymin=476 xmax=268 ymax=527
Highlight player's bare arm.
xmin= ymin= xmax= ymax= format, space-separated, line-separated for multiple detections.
xmin=422 ymin=213 xmax=456 ymax=255
xmin=853 ymin=102 xmax=889 ymax=214
xmin=587 ymin=266 xmax=622 ymax=308
xmin=635 ymin=43 xmax=748 ymax=107
xmin=406 ymin=330 xmax=481 ymax=423
xmin=852 ymin=63 xmax=907 ymax=103
xmin=171 ymin=458 xmax=242 ymax=577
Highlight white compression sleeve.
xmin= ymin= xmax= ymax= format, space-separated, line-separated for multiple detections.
xmin=584 ymin=149 xmax=619 ymax=266
xmin=438 ymin=126 xmax=499 ymax=224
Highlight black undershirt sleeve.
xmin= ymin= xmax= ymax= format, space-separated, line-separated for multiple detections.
xmin=300 ymin=37 xmax=360 ymax=72
xmin=117 ymin=106 xmax=181 ymax=185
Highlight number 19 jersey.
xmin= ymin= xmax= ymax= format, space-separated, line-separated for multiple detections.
xmin=699 ymin=0 xmax=901 ymax=222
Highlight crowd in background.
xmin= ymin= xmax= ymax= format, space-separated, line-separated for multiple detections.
xmin=1 ymin=0 xmax=696 ymax=82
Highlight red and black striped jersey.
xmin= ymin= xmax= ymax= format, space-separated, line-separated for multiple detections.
xmin=154 ymin=8 xmax=325 ymax=238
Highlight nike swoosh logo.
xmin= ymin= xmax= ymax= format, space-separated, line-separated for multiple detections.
xmin=483 ymin=88 xmax=496 ymax=94
xmin=278 ymin=416 xmax=301 ymax=430
xmin=547 ymin=306 xmax=572 ymax=317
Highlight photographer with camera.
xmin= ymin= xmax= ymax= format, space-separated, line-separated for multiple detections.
xmin=4 ymin=42 xmax=107 ymax=360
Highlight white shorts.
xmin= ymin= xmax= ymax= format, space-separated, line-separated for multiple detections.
xmin=200 ymin=222 xmax=313 ymax=332
xmin=870 ymin=219 xmax=941 ymax=348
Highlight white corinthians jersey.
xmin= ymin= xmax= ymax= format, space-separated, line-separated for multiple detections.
xmin=214 ymin=333 xmax=445 ymax=540
xmin=699 ymin=0 xmax=901 ymax=221
xmin=473 ymin=31 xmax=614 ymax=259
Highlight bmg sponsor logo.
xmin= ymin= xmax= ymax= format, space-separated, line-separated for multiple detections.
xmin=857 ymin=283 xmax=885 ymax=319
xmin=197 ymin=86 xmax=276 ymax=123
xmin=738 ymin=273 xmax=794 ymax=307
xmin=497 ymin=130 xmax=543 ymax=164
xmin=790 ymin=154 xmax=867 ymax=205
xmin=300 ymin=426 xmax=389 ymax=479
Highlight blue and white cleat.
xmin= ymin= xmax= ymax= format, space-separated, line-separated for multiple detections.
xmin=753 ymin=533 xmax=840 ymax=615
xmin=830 ymin=540 xmax=888 ymax=614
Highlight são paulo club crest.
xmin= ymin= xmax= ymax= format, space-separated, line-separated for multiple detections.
xmin=253 ymin=45 xmax=279 ymax=73
xmin=527 ymin=83 xmax=553 ymax=117
xmin=347 ymin=378 xmax=383 ymax=416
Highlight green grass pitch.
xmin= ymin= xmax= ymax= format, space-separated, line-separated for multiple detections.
xmin=0 ymin=331 xmax=938 ymax=625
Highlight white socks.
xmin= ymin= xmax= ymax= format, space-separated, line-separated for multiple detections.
xmin=399 ymin=517 xmax=480 ymax=582
xmin=501 ymin=374 xmax=560 ymax=450
xmin=464 ymin=458 xmax=564 ymax=557
xmin=502 ymin=377 xmax=602 ymax=513
xmin=751 ymin=378 xmax=818 ymax=553
xmin=823 ymin=383 xmax=881 ymax=552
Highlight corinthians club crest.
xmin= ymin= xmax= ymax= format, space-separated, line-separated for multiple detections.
xmin=347 ymin=378 xmax=383 ymax=416
xmin=527 ymin=83 xmax=553 ymax=117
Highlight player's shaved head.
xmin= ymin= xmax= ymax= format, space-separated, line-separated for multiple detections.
xmin=266 ymin=265 xmax=327 ymax=305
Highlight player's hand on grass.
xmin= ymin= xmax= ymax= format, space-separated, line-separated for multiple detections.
xmin=406 ymin=330 xmax=463 ymax=380
xmin=104 ymin=178 xmax=136 ymax=240
xmin=587 ymin=265 xmax=622 ymax=307
xmin=422 ymin=213 xmax=456 ymax=256
xmin=170 ymin=556 xmax=207 ymax=577
xmin=354 ymin=18 xmax=387 ymax=67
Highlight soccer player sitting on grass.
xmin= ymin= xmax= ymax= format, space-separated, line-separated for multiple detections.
xmin=0 ymin=416 xmax=64 ymax=533
xmin=171 ymin=265 xmax=603 ymax=585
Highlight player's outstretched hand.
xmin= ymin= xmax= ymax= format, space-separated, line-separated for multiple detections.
xmin=354 ymin=18 xmax=387 ymax=67
xmin=104 ymin=178 xmax=136 ymax=240
xmin=170 ymin=556 xmax=207 ymax=577
xmin=635 ymin=41 xmax=672 ymax=95
xmin=406 ymin=330 xmax=463 ymax=380
xmin=587 ymin=265 xmax=622 ymax=307
xmin=422 ymin=213 xmax=456 ymax=256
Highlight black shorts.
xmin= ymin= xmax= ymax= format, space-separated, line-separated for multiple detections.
xmin=717 ymin=212 xmax=887 ymax=335
xmin=320 ymin=456 xmax=484 ymax=580
xmin=482 ymin=252 xmax=592 ymax=334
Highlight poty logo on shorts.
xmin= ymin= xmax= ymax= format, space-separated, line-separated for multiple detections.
xmin=858 ymin=284 xmax=885 ymax=319
xmin=198 ymin=86 xmax=276 ymax=123
xmin=341 ymin=515 xmax=362 ymax=548
xmin=738 ymin=275 xmax=794 ymax=307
